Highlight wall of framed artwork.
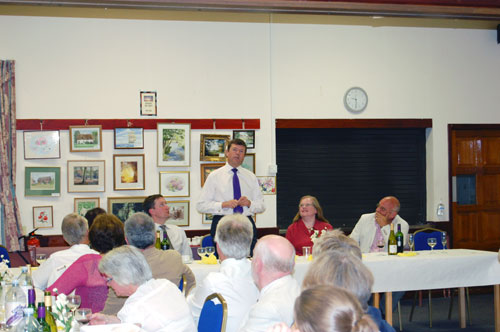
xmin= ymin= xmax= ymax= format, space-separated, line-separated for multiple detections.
xmin=200 ymin=163 xmax=225 ymax=186
xmin=68 ymin=160 xmax=105 ymax=192
xmin=233 ymin=130 xmax=255 ymax=149
xmin=69 ymin=125 xmax=102 ymax=152
xmin=200 ymin=134 xmax=230 ymax=161
xmin=160 ymin=171 xmax=190 ymax=197
xmin=242 ymin=153 xmax=255 ymax=173
xmin=113 ymin=154 xmax=145 ymax=190
xmin=114 ymin=128 xmax=144 ymax=149
xmin=25 ymin=167 xmax=61 ymax=196
xmin=166 ymin=200 xmax=190 ymax=226
xmin=23 ymin=130 xmax=61 ymax=159
xmin=33 ymin=206 xmax=54 ymax=228
xmin=157 ymin=123 xmax=190 ymax=167
xmin=74 ymin=197 xmax=100 ymax=216
xmin=108 ymin=196 xmax=146 ymax=222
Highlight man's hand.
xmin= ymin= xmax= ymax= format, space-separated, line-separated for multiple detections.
xmin=238 ymin=196 xmax=251 ymax=207
xmin=89 ymin=313 xmax=120 ymax=325
xmin=222 ymin=199 xmax=239 ymax=209
xmin=375 ymin=212 xmax=389 ymax=227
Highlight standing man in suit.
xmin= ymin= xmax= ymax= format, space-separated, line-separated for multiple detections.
xmin=197 ymin=138 xmax=265 ymax=254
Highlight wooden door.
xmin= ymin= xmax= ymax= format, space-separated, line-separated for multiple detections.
xmin=451 ymin=126 xmax=500 ymax=251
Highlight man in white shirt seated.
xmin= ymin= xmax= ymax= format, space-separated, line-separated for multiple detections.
xmin=32 ymin=213 xmax=97 ymax=290
xmin=143 ymin=194 xmax=192 ymax=259
xmin=187 ymin=214 xmax=259 ymax=332
xmin=239 ymin=235 xmax=300 ymax=332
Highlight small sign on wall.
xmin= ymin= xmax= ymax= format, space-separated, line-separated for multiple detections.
xmin=140 ymin=91 xmax=157 ymax=116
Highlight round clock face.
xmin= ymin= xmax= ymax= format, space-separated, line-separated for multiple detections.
xmin=344 ymin=87 xmax=368 ymax=113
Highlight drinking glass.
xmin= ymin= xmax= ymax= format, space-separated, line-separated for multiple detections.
xmin=376 ymin=238 xmax=385 ymax=253
xmin=441 ymin=232 xmax=447 ymax=250
xmin=408 ymin=234 xmax=414 ymax=252
xmin=197 ymin=247 xmax=206 ymax=258
xmin=75 ymin=308 xmax=92 ymax=325
xmin=302 ymin=246 xmax=311 ymax=259
xmin=427 ymin=238 xmax=437 ymax=252
xmin=36 ymin=253 xmax=47 ymax=265
xmin=205 ymin=246 xmax=215 ymax=256
xmin=67 ymin=295 xmax=81 ymax=316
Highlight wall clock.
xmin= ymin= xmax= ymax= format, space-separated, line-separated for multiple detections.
xmin=344 ymin=87 xmax=368 ymax=113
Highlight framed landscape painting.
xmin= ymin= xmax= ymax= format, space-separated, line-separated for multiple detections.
xmin=202 ymin=213 xmax=213 ymax=225
xmin=113 ymin=154 xmax=145 ymax=190
xmin=200 ymin=163 xmax=224 ymax=186
xmin=108 ymin=196 xmax=146 ymax=222
xmin=157 ymin=123 xmax=190 ymax=167
xmin=69 ymin=125 xmax=102 ymax=152
xmin=74 ymin=197 xmax=100 ymax=216
xmin=166 ymin=200 xmax=189 ymax=226
xmin=233 ymin=130 xmax=255 ymax=149
xmin=23 ymin=130 xmax=61 ymax=159
xmin=200 ymin=134 xmax=230 ymax=162
xmin=33 ymin=206 xmax=53 ymax=228
xmin=114 ymin=128 xmax=144 ymax=149
xmin=242 ymin=153 xmax=255 ymax=173
xmin=160 ymin=171 xmax=190 ymax=197
xmin=67 ymin=160 xmax=105 ymax=192
xmin=25 ymin=167 xmax=61 ymax=196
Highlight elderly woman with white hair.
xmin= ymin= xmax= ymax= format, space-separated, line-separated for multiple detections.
xmin=89 ymin=245 xmax=196 ymax=332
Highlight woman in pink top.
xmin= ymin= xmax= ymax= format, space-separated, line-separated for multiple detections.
xmin=285 ymin=195 xmax=333 ymax=255
xmin=49 ymin=213 xmax=125 ymax=312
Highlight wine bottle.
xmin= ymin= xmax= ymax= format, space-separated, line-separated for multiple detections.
xmin=387 ymin=223 xmax=397 ymax=255
xmin=396 ymin=224 xmax=404 ymax=253
xmin=155 ymin=231 xmax=161 ymax=250
xmin=37 ymin=303 xmax=51 ymax=332
xmin=27 ymin=288 xmax=37 ymax=319
xmin=43 ymin=291 xmax=57 ymax=332
xmin=161 ymin=232 xmax=171 ymax=250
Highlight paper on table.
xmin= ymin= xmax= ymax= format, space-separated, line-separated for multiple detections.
xmin=397 ymin=252 xmax=417 ymax=257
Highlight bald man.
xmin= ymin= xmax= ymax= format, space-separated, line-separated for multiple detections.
xmin=350 ymin=196 xmax=409 ymax=253
xmin=239 ymin=235 xmax=300 ymax=332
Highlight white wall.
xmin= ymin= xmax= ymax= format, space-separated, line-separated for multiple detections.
xmin=1 ymin=10 xmax=500 ymax=235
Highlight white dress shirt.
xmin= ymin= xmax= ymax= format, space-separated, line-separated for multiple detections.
xmin=196 ymin=164 xmax=265 ymax=216
xmin=118 ymin=278 xmax=196 ymax=332
xmin=32 ymin=244 xmax=98 ymax=290
xmin=239 ymin=275 xmax=300 ymax=332
xmin=187 ymin=258 xmax=259 ymax=332
xmin=350 ymin=212 xmax=409 ymax=253
xmin=155 ymin=223 xmax=192 ymax=259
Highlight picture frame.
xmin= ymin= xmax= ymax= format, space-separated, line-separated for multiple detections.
xmin=242 ymin=153 xmax=255 ymax=173
xmin=108 ymin=196 xmax=146 ymax=222
xmin=33 ymin=206 xmax=54 ymax=228
xmin=140 ymin=91 xmax=157 ymax=116
xmin=200 ymin=163 xmax=224 ymax=186
xmin=200 ymin=134 xmax=230 ymax=162
xmin=67 ymin=160 xmax=105 ymax=192
xmin=113 ymin=154 xmax=145 ymax=190
xmin=166 ymin=200 xmax=190 ymax=226
xmin=25 ymin=167 xmax=61 ymax=196
xmin=23 ymin=130 xmax=61 ymax=159
xmin=69 ymin=125 xmax=102 ymax=152
xmin=74 ymin=197 xmax=100 ymax=216
xmin=233 ymin=130 xmax=255 ymax=149
xmin=202 ymin=213 xmax=214 ymax=225
xmin=157 ymin=123 xmax=191 ymax=167
xmin=114 ymin=128 xmax=144 ymax=149
xmin=257 ymin=176 xmax=277 ymax=195
xmin=160 ymin=171 xmax=190 ymax=197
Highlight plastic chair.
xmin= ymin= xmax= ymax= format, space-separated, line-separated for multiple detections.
xmin=198 ymin=293 xmax=227 ymax=332
xmin=201 ymin=234 xmax=214 ymax=248
xmin=0 ymin=245 xmax=11 ymax=267
xmin=178 ymin=274 xmax=187 ymax=296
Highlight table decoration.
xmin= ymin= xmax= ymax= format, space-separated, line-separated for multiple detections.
xmin=51 ymin=289 xmax=78 ymax=332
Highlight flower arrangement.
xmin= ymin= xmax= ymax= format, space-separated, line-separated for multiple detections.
xmin=51 ymin=289 xmax=74 ymax=332
xmin=310 ymin=227 xmax=328 ymax=245
xmin=0 ymin=255 xmax=13 ymax=282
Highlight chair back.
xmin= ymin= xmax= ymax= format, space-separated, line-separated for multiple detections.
xmin=413 ymin=228 xmax=445 ymax=251
xmin=198 ymin=293 xmax=227 ymax=332
xmin=201 ymin=234 xmax=214 ymax=248
xmin=0 ymin=246 xmax=10 ymax=267
xmin=178 ymin=274 xmax=187 ymax=296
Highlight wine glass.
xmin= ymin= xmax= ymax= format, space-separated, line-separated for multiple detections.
xmin=376 ymin=238 xmax=385 ymax=253
xmin=427 ymin=238 xmax=437 ymax=252
xmin=75 ymin=308 xmax=92 ymax=325
xmin=36 ymin=253 xmax=47 ymax=265
xmin=441 ymin=232 xmax=447 ymax=250
xmin=205 ymin=246 xmax=215 ymax=256
xmin=67 ymin=295 xmax=81 ymax=316
xmin=197 ymin=247 xmax=206 ymax=259
xmin=408 ymin=234 xmax=414 ymax=252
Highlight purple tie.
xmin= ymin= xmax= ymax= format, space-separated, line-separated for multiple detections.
xmin=232 ymin=168 xmax=243 ymax=214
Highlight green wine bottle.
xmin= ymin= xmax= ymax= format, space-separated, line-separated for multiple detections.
xmin=155 ymin=231 xmax=161 ymax=250
xmin=44 ymin=291 xmax=58 ymax=332
xmin=387 ymin=223 xmax=397 ymax=255
xmin=37 ymin=303 xmax=51 ymax=332
xmin=161 ymin=232 xmax=171 ymax=250
xmin=396 ymin=224 xmax=404 ymax=253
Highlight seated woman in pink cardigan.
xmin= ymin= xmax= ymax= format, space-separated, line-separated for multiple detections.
xmin=49 ymin=213 xmax=126 ymax=313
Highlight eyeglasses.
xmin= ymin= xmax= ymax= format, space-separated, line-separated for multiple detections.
xmin=300 ymin=203 xmax=314 ymax=208
xmin=105 ymin=276 xmax=113 ymax=283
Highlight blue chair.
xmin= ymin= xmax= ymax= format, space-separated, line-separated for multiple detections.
xmin=198 ymin=293 xmax=227 ymax=332
xmin=178 ymin=275 xmax=187 ymax=296
xmin=0 ymin=245 xmax=11 ymax=267
xmin=201 ymin=234 xmax=214 ymax=248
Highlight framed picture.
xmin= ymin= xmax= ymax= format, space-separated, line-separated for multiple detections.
xmin=233 ymin=130 xmax=255 ymax=149
xmin=160 ymin=171 xmax=190 ymax=197
xmin=114 ymin=128 xmax=144 ymax=149
xmin=200 ymin=134 xmax=230 ymax=162
xmin=74 ymin=197 xmax=100 ymax=216
xmin=242 ymin=153 xmax=255 ymax=173
xmin=108 ymin=196 xmax=146 ymax=222
xmin=200 ymin=163 xmax=224 ymax=186
xmin=69 ymin=125 xmax=102 ymax=152
xmin=140 ymin=91 xmax=157 ymax=116
xmin=157 ymin=123 xmax=191 ymax=167
xmin=67 ymin=160 xmax=105 ymax=192
xmin=23 ymin=130 xmax=61 ymax=159
xmin=202 ymin=213 xmax=214 ymax=225
xmin=33 ymin=206 xmax=53 ymax=228
xmin=166 ymin=200 xmax=189 ymax=226
xmin=25 ymin=167 xmax=61 ymax=196
xmin=113 ymin=154 xmax=145 ymax=190
xmin=257 ymin=176 xmax=277 ymax=195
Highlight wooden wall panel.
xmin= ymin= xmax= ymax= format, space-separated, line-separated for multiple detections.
xmin=455 ymin=138 xmax=480 ymax=167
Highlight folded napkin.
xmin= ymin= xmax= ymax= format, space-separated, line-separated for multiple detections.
xmin=200 ymin=254 xmax=218 ymax=264
xmin=397 ymin=252 xmax=417 ymax=257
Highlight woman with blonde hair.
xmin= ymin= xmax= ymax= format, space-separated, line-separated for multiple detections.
xmin=286 ymin=195 xmax=333 ymax=255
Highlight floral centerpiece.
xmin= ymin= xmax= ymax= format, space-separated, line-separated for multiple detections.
xmin=51 ymin=289 xmax=75 ymax=332
xmin=309 ymin=227 xmax=329 ymax=245
xmin=0 ymin=255 xmax=13 ymax=282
